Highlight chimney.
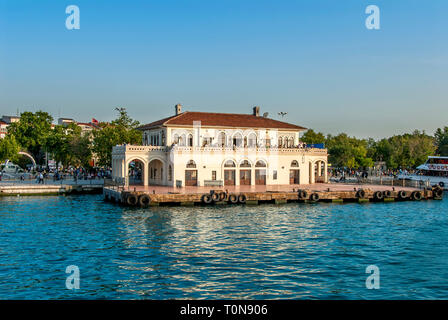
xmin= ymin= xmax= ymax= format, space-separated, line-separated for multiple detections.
xmin=175 ymin=104 xmax=182 ymax=115
xmin=253 ymin=106 xmax=260 ymax=117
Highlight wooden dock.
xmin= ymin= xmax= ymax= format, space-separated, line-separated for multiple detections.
xmin=0 ymin=183 xmax=103 ymax=196
xmin=103 ymin=184 xmax=444 ymax=207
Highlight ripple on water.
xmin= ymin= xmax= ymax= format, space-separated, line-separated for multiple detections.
xmin=1 ymin=194 xmax=448 ymax=299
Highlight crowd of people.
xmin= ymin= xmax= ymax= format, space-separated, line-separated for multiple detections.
xmin=0 ymin=166 xmax=112 ymax=184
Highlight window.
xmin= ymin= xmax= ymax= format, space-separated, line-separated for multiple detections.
xmin=291 ymin=160 xmax=299 ymax=167
xmin=224 ymin=160 xmax=236 ymax=167
xmin=188 ymin=134 xmax=193 ymax=147
xmin=168 ymin=165 xmax=172 ymax=181
xmin=240 ymin=160 xmax=251 ymax=167
xmin=255 ymin=160 xmax=266 ymax=167
xmin=186 ymin=160 xmax=196 ymax=168
xmin=273 ymin=170 xmax=277 ymax=180
xmin=278 ymin=137 xmax=283 ymax=148
xmin=212 ymin=171 xmax=216 ymax=180
xmin=218 ymin=132 xmax=226 ymax=147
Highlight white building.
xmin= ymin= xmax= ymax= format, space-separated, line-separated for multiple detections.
xmin=111 ymin=105 xmax=328 ymax=187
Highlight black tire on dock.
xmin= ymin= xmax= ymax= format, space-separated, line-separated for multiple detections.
xmin=411 ymin=191 xmax=422 ymax=201
xmin=398 ymin=190 xmax=408 ymax=200
xmin=374 ymin=191 xmax=384 ymax=200
xmin=238 ymin=194 xmax=247 ymax=204
xmin=139 ymin=194 xmax=151 ymax=207
xmin=202 ymin=194 xmax=213 ymax=204
xmin=356 ymin=189 xmax=366 ymax=199
xmin=383 ymin=190 xmax=392 ymax=198
xmin=211 ymin=192 xmax=220 ymax=202
xmin=228 ymin=194 xmax=238 ymax=204
xmin=126 ymin=194 xmax=138 ymax=206
xmin=434 ymin=188 xmax=443 ymax=198
xmin=439 ymin=182 xmax=445 ymax=188
xmin=219 ymin=192 xmax=227 ymax=201
xmin=310 ymin=193 xmax=320 ymax=202
xmin=298 ymin=190 xmax=308 ymax=200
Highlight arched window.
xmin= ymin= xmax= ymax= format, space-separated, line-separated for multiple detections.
xmin=168 ymin=165 xmax=172 ymax=181
xmin=188 ymin=134 xmax=193 ymax=147
xmin=186 ymin=160 xmax=196 ymax=168
xmin=233 ymin=133 xmax=243 ymax=147
xmin=288 ymin=137 xmax=294 ymax=148
xmin=224 ymin=160 xmax=236 ymax=167
xmin=240 ymin=160 xmax=251 ymax=167
xmin=179 ymin=134 xmax=186 ymax=146
xmin=248 ymin=133 xmax=257 ymax=147
xmin=255 ymin=160 xmax=267 ymax=167
xmin=218 ymin=132 xmax=226 ymax=147
xmin=291 ymin=160 xmax=299 ymax=167
xmin=173 ymin=134 xmax=179 ymax=144
xmin=278 ymin=137 xmax=283 ymax=148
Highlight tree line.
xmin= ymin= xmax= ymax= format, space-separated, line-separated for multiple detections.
xmin=1 ymin=107 xmax=447 ymax=170
xmin=0 ymin=108 xmax=142 ymax=169
xmin=301 ymin=128 xmax=448 ymax=169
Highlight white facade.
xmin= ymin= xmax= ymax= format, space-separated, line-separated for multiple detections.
xmin=111 ymin=106 xmax=328 ymax=187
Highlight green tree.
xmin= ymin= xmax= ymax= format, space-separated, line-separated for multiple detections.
xmin=92 ymin=108 xmax=142 ymax=167
xmin=435 ymin=127 xmax=448 ymax=156
xmin=46 ymin=123 xmax=84 ymax=167
xmin=7 ymin=111 xmax=53 ymax=164
xmin=0 ymin=134 xmax=20 ymax=163
xmin=301 ymin=129 xmax=325 ymax=144
xmin=326 ymin=133 xmax=373 ymax=168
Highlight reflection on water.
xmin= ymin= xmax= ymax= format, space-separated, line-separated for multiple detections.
xmin=1 ymin=195 xmax=448 ymax=299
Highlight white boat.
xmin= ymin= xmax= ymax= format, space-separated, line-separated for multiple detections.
xmin=397 ymin=156 xmax=448 ymax=190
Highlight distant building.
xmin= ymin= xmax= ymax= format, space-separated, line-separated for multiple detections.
xmin=57 ymin=118 xmax=76 ymax=126
xmin=0 ymin=120 xmax=8 ymax=139
xmin=1 ymin=115 xmax=20 ymax=124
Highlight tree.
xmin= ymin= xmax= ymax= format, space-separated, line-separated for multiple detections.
xmin=0 ymin=134 xmax=20 ymax=163
xmin=369 ymin=131 xmax=435 ymax=169
xmin=46 ymin=123 xmax=87 ymax=167
xmin=92 ymin=108 xmax=142 ymax=167
xmin=7 ymin=111 xmax=53 ymax=164
xmin=325 ymin=133 xmax=373 ymax=168
xmin=301 ymin=129 xmax=326 ymax=144
xmin=435 ymin=127 xmax=448 ymax=156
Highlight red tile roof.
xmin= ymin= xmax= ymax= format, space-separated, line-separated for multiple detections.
xmin=139 ymin=112 xmax=306 ymax=131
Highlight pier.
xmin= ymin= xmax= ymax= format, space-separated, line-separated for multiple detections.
xmin=0 ymin=181 xmax=103 ymax=196
xmin=103 ymin=183 xmax=444 ymax=207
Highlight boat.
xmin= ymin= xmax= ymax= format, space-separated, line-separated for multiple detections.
xmin=397 ymin=156 xmax=448 ymax=190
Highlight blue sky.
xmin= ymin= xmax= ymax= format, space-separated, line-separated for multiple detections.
xmin=1 ymin=0 xmax=447 ymax=139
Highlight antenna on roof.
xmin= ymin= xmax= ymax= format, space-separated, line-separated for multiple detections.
xmin=263 ymin=112 xmax=269 ymax=118
xmin=278 ymin=112 xmax=287 ymax=118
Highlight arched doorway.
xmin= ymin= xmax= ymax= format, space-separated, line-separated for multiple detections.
xmin=128 ymin=159 xmax=145 ymax=185
xmin=149 ymin=159 xmax=164 ymax=185
xmin=223 ymin=160 xmax=236 ymax=186
xmin=239 ymin=160 xmax=252 ymax=185
xmin=185 ymin=160 xmax=197 ymax=186
xmin=290 ymin=160 xmax=300 ymax=184
xmin=255 ymin=160 xmax=267 ymax=185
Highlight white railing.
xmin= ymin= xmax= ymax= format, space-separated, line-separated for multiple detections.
xmin=113 ymin=144 xmax=327 ymax=155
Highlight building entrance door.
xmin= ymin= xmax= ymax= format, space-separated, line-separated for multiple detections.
xmin=185 ymin=170 xmax=198 ymax=186
xmin=255 ymin=169 xmax=266 ymax=185
xmin=240 ymin=170 xmax=251 ymax=185
xmin=224 ymin=170 xmax=236 ymax=186
xmin=290 ymin=169 xmax=300 ymax=184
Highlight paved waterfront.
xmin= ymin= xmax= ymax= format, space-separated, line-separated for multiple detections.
xmin=1 ymin=194 xmax=447 ymax=299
